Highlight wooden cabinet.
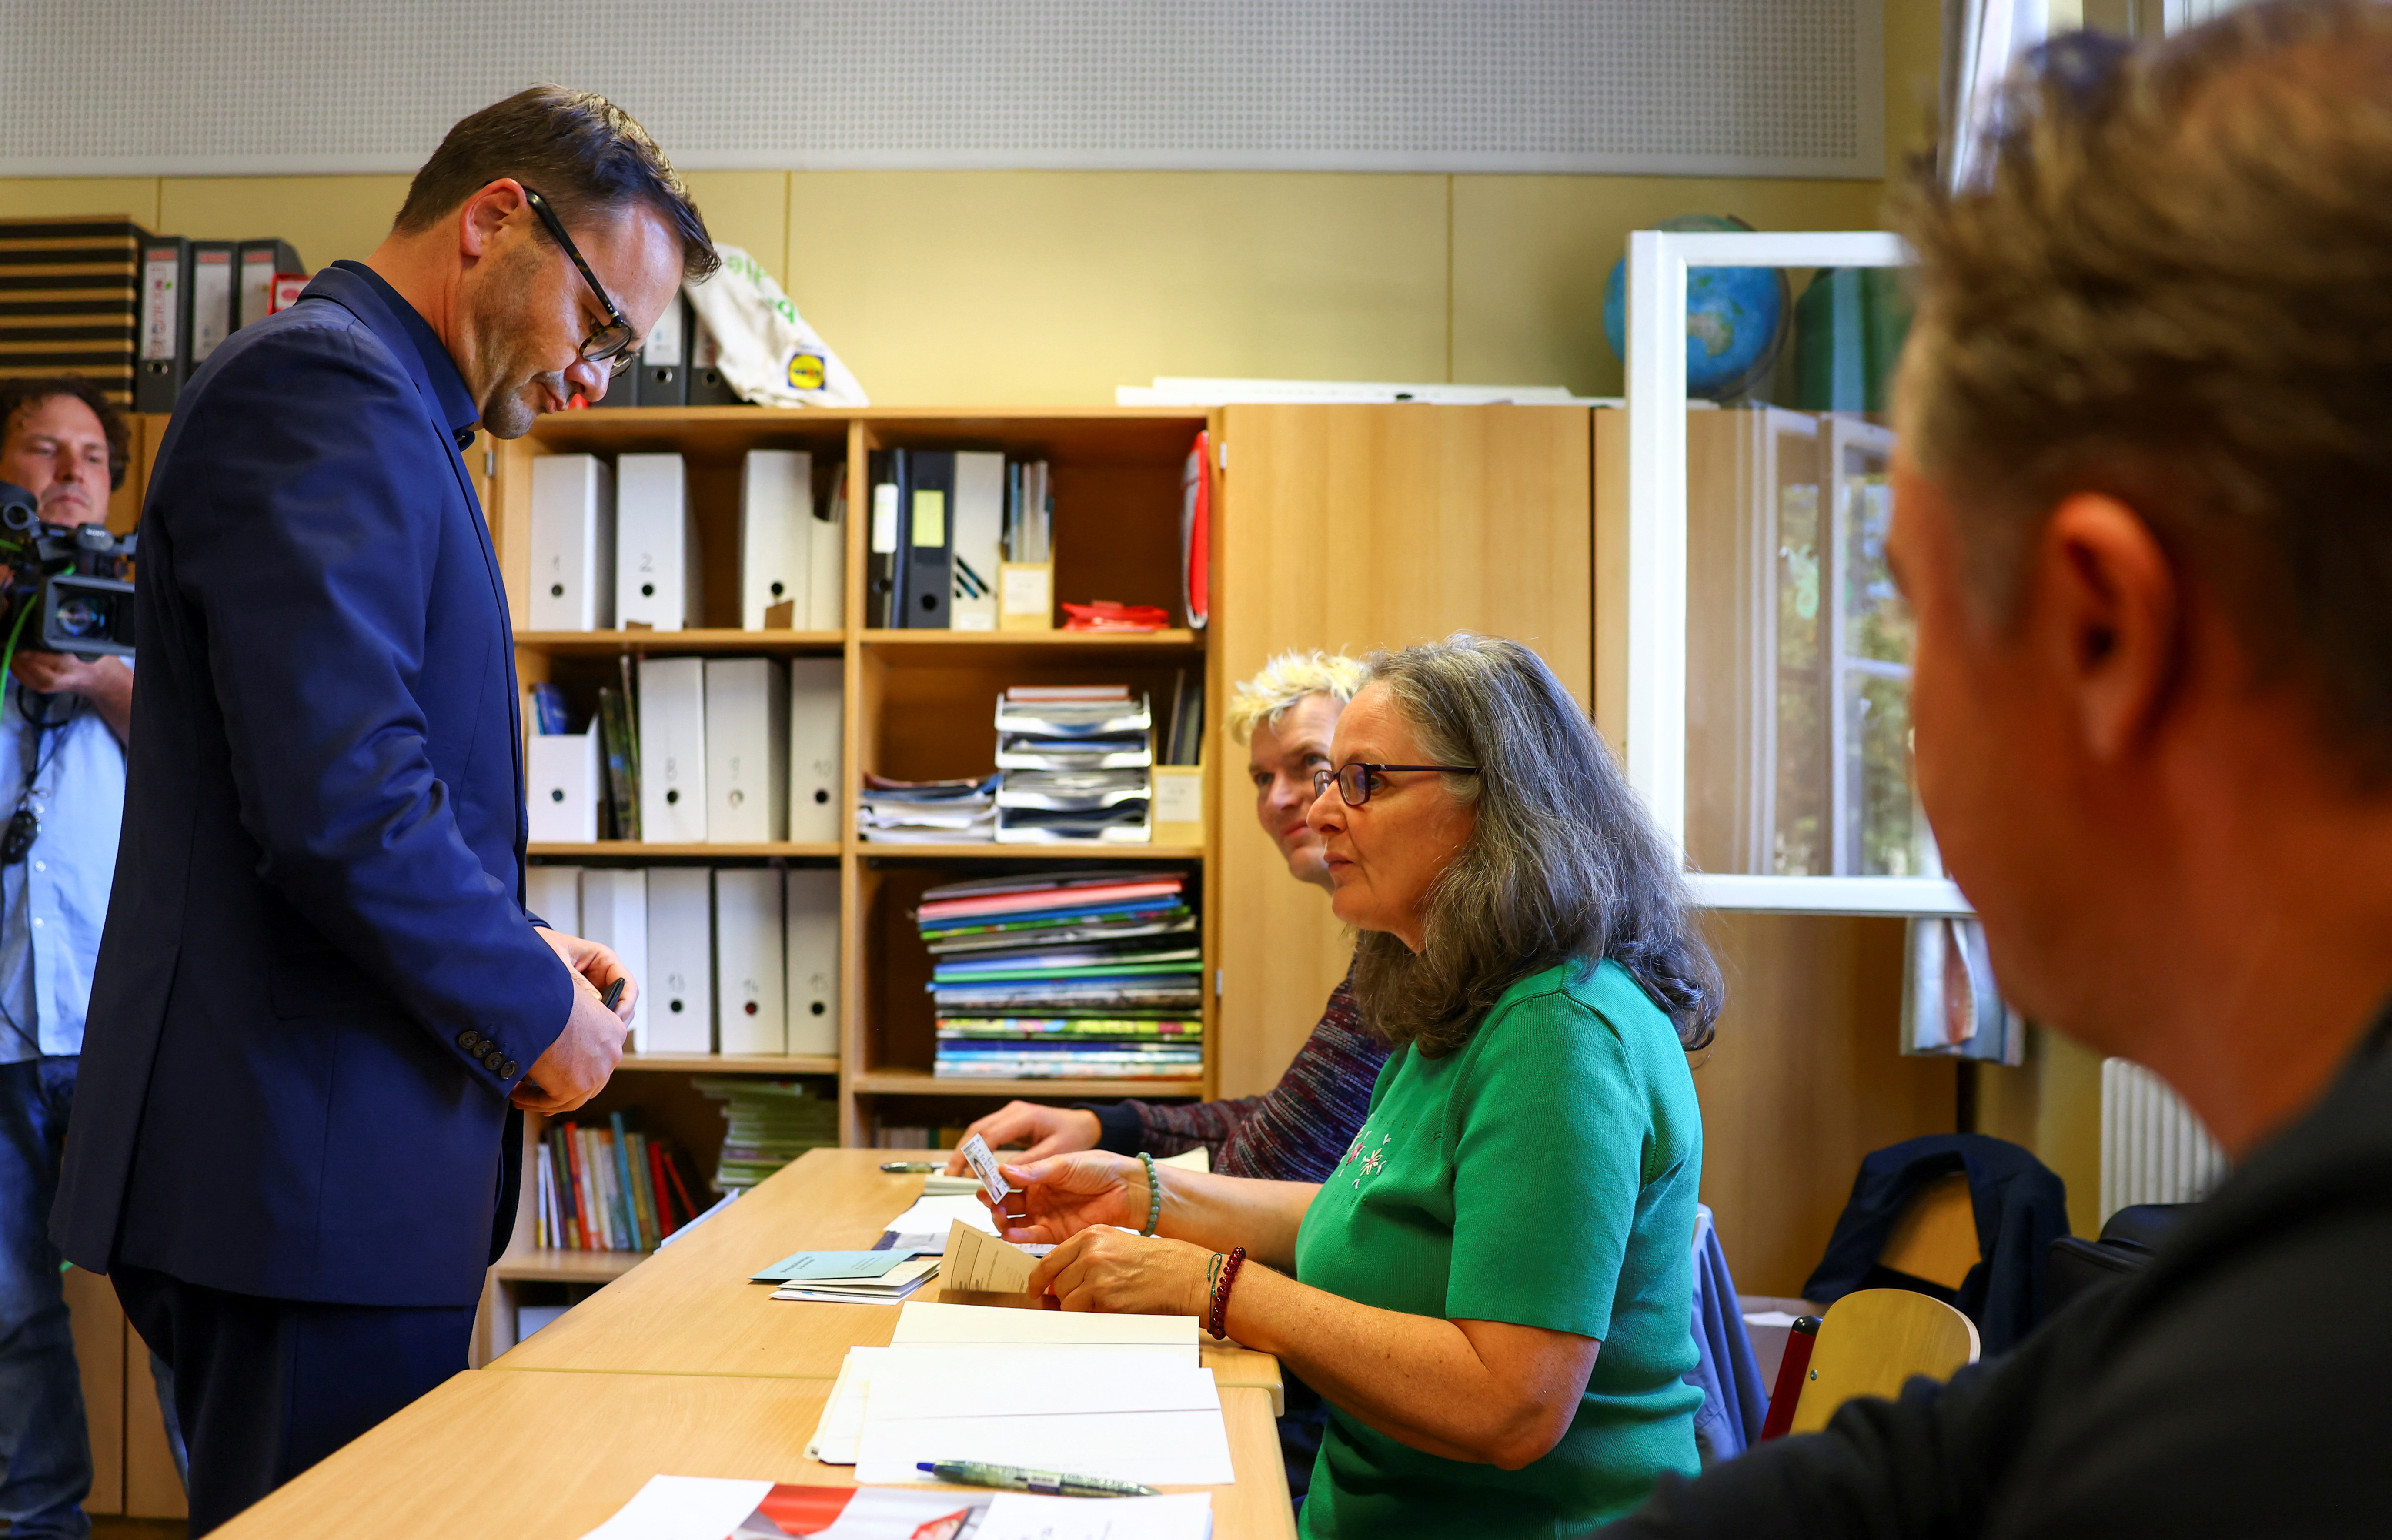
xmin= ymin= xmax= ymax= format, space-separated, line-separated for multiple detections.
xmin=63 ymin=1266 xmax=186 ymax=1520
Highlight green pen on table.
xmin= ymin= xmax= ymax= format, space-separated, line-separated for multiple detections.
xmin=915 ymin=1460 xmax=1160 ymax=1498
xmin=879 ymin=1161 xmax=938 ymax=1173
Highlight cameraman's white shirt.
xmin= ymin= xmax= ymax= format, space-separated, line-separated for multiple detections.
xmin=0 ymin=671 xmax=126 ymax=1062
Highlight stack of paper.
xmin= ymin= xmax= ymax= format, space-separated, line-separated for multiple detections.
xmin=858 ymin=772 xmax=999 ymax=844
xmin=749 ymin=1247 xmax=944 ymax=1305
xmin=882 ymin=1192 xmax=1002 ymax=1253
xmin=994 ymin=688 xmax=1153 ymax=844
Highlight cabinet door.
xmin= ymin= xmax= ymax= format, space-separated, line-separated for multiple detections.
xmin=1210 ymin=404 xmax=1593 ymax=1097
xmin=64 ymin=1266 xmax=125 ymax=1514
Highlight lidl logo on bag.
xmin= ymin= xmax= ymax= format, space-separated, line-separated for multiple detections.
xmin=787 ymin=351 xmax=825 ymax=391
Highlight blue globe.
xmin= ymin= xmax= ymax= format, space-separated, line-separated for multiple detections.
xmin=1601 ymin=217 xmax=1791 ymax=401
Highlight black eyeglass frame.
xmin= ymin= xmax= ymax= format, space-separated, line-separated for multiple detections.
xmin=521 ymin=186 xmax=640 ymax=375
xmin=1312 ymin=762 xmax=1480 ymax=807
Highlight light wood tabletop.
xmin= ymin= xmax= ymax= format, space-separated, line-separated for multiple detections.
xmin=491 ymin=1149 xmax=1285 ymax=1410
xmin=210 ymin=1368 xmax=1294 ymax=1540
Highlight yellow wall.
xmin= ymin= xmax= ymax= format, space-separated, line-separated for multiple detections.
xmin=0 ymin=1 xmax=1940 ymax=408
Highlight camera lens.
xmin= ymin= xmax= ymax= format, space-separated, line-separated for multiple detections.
xmin=53 ymin=597 xmax=105 ymax=638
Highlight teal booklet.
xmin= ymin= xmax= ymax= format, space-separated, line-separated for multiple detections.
xmin=750 ymin=1249 xmax=924 ymax=1285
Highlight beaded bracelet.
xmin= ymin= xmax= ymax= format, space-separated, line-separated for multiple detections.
xmin=1208 ymin=1245 xmax=1247 ymax=1340
xmin=1138 ymin=1151 xmax=1162 ymax=1237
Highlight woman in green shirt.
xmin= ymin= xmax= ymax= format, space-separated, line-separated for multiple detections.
xmin=1001 ymin=635 xmax=1723 ymax=1539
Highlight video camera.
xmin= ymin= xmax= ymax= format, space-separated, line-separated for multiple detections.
xmin=0 ymin=480 xmax=136 ymax=659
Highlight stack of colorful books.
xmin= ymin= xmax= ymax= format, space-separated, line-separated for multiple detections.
xmin=917 ymin=869 xmax=1203 ymax=1080
xmin=533 ymin=1113 xmax=706 ymax=1253
xmin=696 ymin=1078 xmax=842 ymax=1191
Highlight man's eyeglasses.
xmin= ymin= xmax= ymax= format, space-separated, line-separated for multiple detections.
xmin=1311 ymin=762 xmax=1480 ymax=807
xmin=521 ymin=187 xmax=640 ymax=376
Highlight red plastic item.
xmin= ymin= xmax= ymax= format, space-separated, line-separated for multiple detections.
xmin=1758 ymin=1314 xmax=1823 ymax=1440
xmin=1060 ymin=600 xmax=1171 ymax=632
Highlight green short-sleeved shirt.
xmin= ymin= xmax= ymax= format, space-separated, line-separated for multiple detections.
xmin=1291 ymin=959 xmax=1704 ymax=1540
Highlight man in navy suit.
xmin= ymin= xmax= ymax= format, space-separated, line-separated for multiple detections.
xmin=52 ymin=87 xmax=715 ymax=1534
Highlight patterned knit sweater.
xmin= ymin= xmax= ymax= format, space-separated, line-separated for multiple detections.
xmin=1086 ymin=969 xmax=1388 ymax=1183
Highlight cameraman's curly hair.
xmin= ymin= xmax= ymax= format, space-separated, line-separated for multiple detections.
xmin=0 ymin=377 xmax=128 ymax=491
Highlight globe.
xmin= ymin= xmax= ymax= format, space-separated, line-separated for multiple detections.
xmin=1601 ymin=215 xmax=1791 ymax=401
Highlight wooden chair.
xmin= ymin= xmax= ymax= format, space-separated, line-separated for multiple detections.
xmin=1875 ymin=1170 xmax=1981 ymax=1293
xmin=1776 ymin=1287 xmax=1980 ymax=1435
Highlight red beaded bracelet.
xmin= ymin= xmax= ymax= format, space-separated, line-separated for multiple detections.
xmin=1208 ymin=1245 xmax=1247 ymax=1340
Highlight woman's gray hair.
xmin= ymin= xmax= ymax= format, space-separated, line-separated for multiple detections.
xmin=1349 ymin=635 xmax=1723 ymax=1055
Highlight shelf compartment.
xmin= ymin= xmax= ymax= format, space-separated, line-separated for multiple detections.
xmin=855 ymin=842 xmax=1204 ymax=862
xmin=517 ymin=629 xmax=845 ymax=655
xmin=850 ymin=1068 xmax=1205 ymax=1099
xmin=860 ymin=629 xmax=1199 ymax=653
xmin=615 ymin=1052 xmax=840 ymax=1076
xmin=527 ymin=842 xmax=841 ymax=860
xmin=491 ymin=1248 xmax=648 ymax=1283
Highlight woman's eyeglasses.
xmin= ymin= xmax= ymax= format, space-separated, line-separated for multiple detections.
xmin=1311 ymin=762 xmax=1479 ymax=807
xmin=521 ymin=186 xmax=640 ymax=376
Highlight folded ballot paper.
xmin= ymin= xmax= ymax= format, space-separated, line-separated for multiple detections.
xmin=573 ymin=1473 xmax=1210 ymax=1540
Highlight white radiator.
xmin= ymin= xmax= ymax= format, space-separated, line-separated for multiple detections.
xmin=2101 ymin=1058 xmax=2227 ymax=1220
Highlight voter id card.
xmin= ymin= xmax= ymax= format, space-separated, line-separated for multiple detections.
xmin=958 ymin=1133 xmax=1011 ymax=1205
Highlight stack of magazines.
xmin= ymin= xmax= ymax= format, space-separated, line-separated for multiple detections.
xmin=857 ymin=772 xmax=998 ymax=843
xmin=695 ymin=1079 xmax=841 ymax=1191
xmin=918 ymin=869 xmax=1203 ymax=1080
xmin=994 ymin=687 xmax=1153 ymax=844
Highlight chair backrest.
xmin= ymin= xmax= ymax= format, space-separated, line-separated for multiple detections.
xmin=1785 ymin=1287 xmax=1980 ymax=1435
xmin=1876 ymin=1170 xmax=1978 ymax=1290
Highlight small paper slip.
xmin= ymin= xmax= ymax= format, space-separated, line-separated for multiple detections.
xmin=980 ymin=1491 xmax=1213 ymax=1540
xmin=771 ymin=1256 xmax=940 ymax=1303
xmin=749 ymin=1249 xmax=919 ymax=1285
xmin=921 ymin=1172 xmax=984 ymax=1196
xmin=890 ymin=1300 xmax=1200 ymax=1364
xmin=883 ymin=1193 xmax=999 ymax=1252
xmin=943 ymin=1219 xmax=1040 ymax=1292
xmin=959 ymin=1132 xmax=1012 ymax=1203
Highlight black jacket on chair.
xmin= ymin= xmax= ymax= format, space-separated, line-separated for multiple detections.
xmin=1801 ymin=1134 xmax=2070 ymax=1355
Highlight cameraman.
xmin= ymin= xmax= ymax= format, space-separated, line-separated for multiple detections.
xmin=0 ymin=376 xmax=141 ymax=1540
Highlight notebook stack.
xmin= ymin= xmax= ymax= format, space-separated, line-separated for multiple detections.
xmin=994 ymin=687 xmax=1153 ymax=844
xmin=857 ymin=772 xmax=998 ymax=844
xmin=918 ymin=870 xmax=1203 ymax=1080
xmin=695 ymin=1079 xmax=841 ymax=1191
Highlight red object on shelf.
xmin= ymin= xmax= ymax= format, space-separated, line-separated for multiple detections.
xmin=1183 ymin=430 xmax=1211 ymax=629
xmin=1060 ymin=600 xmax=1171 ymax=632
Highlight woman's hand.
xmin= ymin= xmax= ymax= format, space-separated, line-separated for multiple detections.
xmin=981 ymin=1151 xmax=1148 ymax=1243
xmin=1028 ymin=1228 xmax=1214 ymax=1317
xmin=941 ymin=1102 xmax=1103 ymax=1173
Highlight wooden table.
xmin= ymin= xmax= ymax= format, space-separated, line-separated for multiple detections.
xmin=492 ymin=1149 xmax=1285 ymax=1410
xmin=210 ymin=1368 xmax=1292 ymax=1539
xmin=216 ymin=1148 xmax=1295 ymax=1539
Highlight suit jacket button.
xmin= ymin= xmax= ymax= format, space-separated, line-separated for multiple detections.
xmin=482 ymin=1045 xmax=505 ymax=1069
xmin=501 ymin=1060 xmax=519 ymax=1079
xmin=457 ymin=1030 xmax=482 ymax=1051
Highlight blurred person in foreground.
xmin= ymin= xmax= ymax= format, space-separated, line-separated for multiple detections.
xmin=1602 ymin=3 xmax=2392 ymax=1535
xmin=990 ymin=635 xmax=1722 ymax=1539
xmin=50 ymin=87 xmax=714 ymax=1533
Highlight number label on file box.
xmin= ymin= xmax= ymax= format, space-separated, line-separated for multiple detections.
xmin=705 ymin=657 xmax=788 ymax=842
xmin=785 ymin=867 xmax=840 ymax=1056
xmin=645 ymin=867 xmax=713 ymax=1053
xmin=739 ymin=450 xmax=813 ymax=629
xmin=638 ymin=656 xmax=708 ymax=842
xmin=577 ymin=869 xmax=649 ymax=1049
xmin=615 ymin=453 xmax=696 ymax=631
xmin=188 ymin=244 xmax=236 ymax=362
xmin=715 ymin=869 xmax=786 ymax=1055
xmin=526 ymin=725 xmax=601 ymax=843
xmin=786 ymin=658 xmax=844 ymax=845
xmin=529 ymin=455 xmax=615 ymax=632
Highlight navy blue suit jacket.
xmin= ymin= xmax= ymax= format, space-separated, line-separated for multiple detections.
xmin=53 ymin=262 xmax=576 ymax=1306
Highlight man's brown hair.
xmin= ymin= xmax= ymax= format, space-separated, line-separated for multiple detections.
xmin=0 ymin=376 xmax=129 ymax=490
xmin=1896 ymin=0 xmax=2392 ymax=772
xmin=394 ymin=86 xmax=719 ymax=281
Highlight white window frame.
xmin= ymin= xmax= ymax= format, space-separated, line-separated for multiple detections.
xmin=1624 ymin=227 xmax=1971 ymax=917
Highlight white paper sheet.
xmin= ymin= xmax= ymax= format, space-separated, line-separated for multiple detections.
xmin=884 ymin=1194 xmax=1000 ymax=1249
xmin=573 ymin=1475 xmax=772 ymax=1540
xmin=890 ymin=1301 xmax=1198 ymax=1363
xmin=979 ymin=1492 xmax=1213 ymax=1540
xmin=863 ymin=1351 xmax=1213 ymax=1421
xmin=854 ymin=1409 xmax=1233 ymax=1487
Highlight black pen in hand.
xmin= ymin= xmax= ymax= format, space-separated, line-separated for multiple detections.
xmin=601 ymin=977 xmax=627 ymax=1012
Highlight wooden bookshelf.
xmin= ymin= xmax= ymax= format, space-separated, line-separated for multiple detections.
xmin=490 ymin=406 xmax=1223 ymax=1158
xmin=491 ymin=1248 xmax=650 ymax=1284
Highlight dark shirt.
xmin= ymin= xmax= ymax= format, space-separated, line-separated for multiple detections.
xmin=1088 ymin=969 xmax=1387 ymax=1181
xmin=1599 ymin=1002 xmax=2392 ymax=1540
